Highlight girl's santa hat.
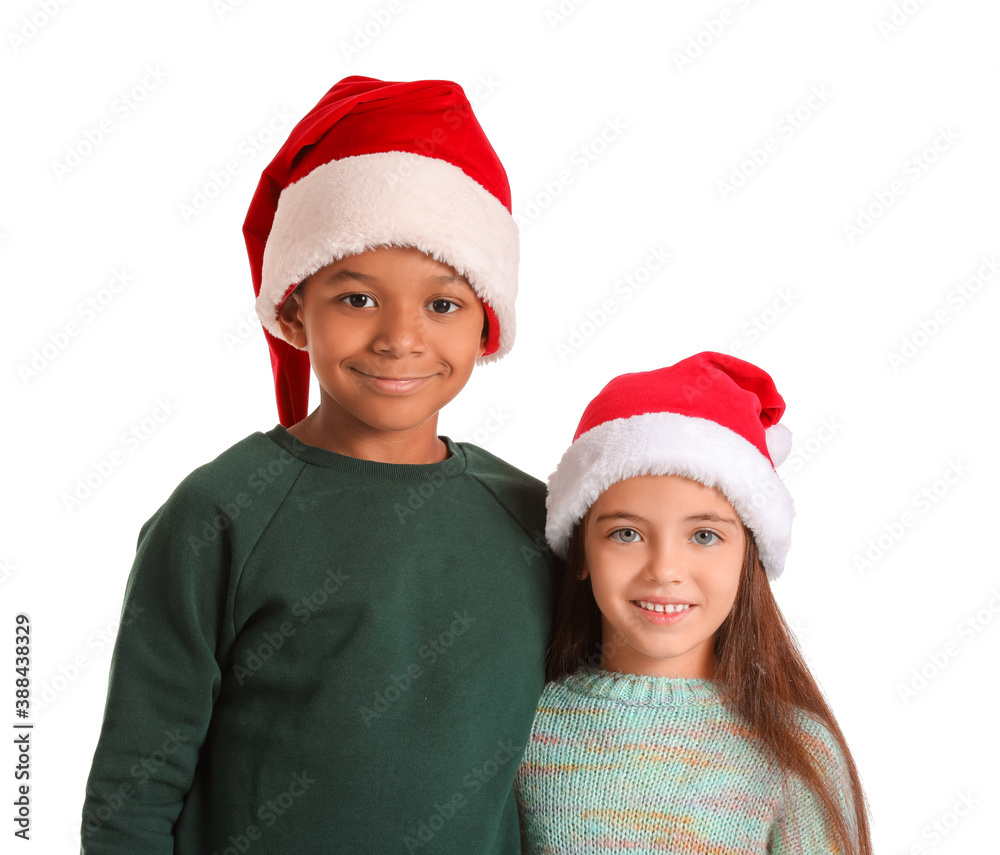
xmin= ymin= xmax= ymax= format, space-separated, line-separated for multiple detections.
xmin=546 ymin=351 xmax=795 ymax=579
xmin=244 ymin=76 xmax=519 ymax=426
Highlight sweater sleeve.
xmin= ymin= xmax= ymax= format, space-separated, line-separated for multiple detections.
xmin=768 ymin=718 xmax=857 ymax=855
xmin=80 ymin=479 xmax=236 ymax=855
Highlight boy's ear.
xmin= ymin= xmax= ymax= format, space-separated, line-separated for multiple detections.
xmin=478 ymin=316 xmax=489 ymax=357
xmin=277 ymin=290 xmax=307 ymax=349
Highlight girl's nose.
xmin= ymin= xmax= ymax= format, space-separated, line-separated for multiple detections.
xmin=642 ymin=541 xmax=686 ymax=585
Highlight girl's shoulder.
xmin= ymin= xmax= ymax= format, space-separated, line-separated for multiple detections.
xmin=792 ymin=711 xmax=851 ymax=780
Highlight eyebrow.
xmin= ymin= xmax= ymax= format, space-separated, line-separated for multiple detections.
xmin=318 ymin=269 xmax=373 ymax=285
xmin=682 ymin=512 xmax=740 ymax=527
xmin=594 ymin=511 xmax=648 ymax=525
xmin=317 ymin=270 xmax=471 ymax=287
xmin=593 ymin=510 xmax=740 ymax=527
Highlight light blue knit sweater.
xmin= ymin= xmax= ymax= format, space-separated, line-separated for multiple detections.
xmin=515 ymin=670 xmax=855 ymax=854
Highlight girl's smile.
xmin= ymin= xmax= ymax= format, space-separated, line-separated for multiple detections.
xmin=632 ymin=599 xmax=695 ymax=623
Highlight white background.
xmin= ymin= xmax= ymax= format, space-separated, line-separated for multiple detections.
xmin=2 ymin=0 xmax=998 ymax=850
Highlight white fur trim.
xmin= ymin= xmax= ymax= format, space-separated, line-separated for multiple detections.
xmin=545 ymin=412 xmax=794 ymax=579
xmin=256 ymin=151 xmax=518 ymax=362
xmin=765 ymin=424 xmax=792 ymax=467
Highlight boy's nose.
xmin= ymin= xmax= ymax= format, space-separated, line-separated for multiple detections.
xmin=373 ymin=307 xmax=425 ymax=357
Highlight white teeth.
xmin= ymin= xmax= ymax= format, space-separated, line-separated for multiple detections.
xmin=637 ymin=601 xmax=690 ymax=614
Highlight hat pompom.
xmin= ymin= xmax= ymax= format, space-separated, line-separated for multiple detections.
xmin=765 ymin=423 xmax=792 ymax=467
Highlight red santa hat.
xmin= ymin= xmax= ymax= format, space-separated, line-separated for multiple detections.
xmin=545 ymin=351 xmax=795 ymax=579
xmin=243 ymin=76 xmax=519 ymax=427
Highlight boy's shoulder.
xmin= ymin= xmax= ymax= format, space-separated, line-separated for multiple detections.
xmin=174 ymin=429 xmax=302 ymax=501
xmin=454 ymin=440 xmax=547 ymax=542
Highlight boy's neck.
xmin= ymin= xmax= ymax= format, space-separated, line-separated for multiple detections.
xmin=285 ymin=411 xmax=449 ymax=465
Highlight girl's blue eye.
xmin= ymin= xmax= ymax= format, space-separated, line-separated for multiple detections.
xmin=342 ymin=294 xmax=375 ymax=308
xmin=429 ymin=299 xmax=459 ymax=314
xmin=691 ymin=530 xmax=720 ymax=546
xmin=611 ymin=528 xmax=641 ymax=544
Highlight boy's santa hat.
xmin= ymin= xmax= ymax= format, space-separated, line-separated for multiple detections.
xmin=244 ymin=76 xmax=519 ymax=426
xmin=546 ymin=352 xmax=795 ymax=579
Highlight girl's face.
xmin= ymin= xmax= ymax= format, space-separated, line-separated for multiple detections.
xmin=583 ymin=474 xmax=746 ymax=679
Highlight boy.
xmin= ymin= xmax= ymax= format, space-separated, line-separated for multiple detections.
xmin=81 ymin=76 xmax=554 ymax=854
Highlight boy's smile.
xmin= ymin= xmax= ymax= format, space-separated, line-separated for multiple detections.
xmin=583 ymin=474 xmax=746 ymax=679
xmin=277 ymin=246 xmax=487 ymax=463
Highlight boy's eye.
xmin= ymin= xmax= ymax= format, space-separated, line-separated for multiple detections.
xmin=342 ymin=294 xmax=375 ymax=308
xmin=610 ymin=528 xmax=641 ymax=544
xmin=691 ymin=530 xmax=720 ymax=546
xmin=428 ymin=299 xmax=459 ymax=314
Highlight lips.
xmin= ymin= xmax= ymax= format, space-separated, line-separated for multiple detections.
xmin=631 ymin=599 xmax=696 ymax=624
xmin=636 ymin=601 xmax=690 ymax=614
xmin=352 ymin=368 xmax=435 ymax=394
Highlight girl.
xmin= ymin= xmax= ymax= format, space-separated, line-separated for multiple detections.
xmin=517 ymin=352 xmax=871 ymax=854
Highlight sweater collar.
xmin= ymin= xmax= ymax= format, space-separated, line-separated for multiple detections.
xmin=563 ymin=669 xmax=722 ymax=707
xmin=265 ymin=426 xmax=468 ymax=479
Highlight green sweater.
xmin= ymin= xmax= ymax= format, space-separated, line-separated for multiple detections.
xmin=516 ymin=671 xmax=855 ymax=854
xmin=82 ymin=427 xmax=555 ymax=854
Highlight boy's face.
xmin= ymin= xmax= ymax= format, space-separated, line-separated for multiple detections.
xmin=278 ymin=246 xmax=486 ymax=445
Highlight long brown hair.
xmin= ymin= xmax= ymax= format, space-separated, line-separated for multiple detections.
xmin=548 ymin=518 xmax=872 ymax=855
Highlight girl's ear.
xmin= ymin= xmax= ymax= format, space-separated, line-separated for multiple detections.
xmin=277 ymin=290 xmax=308 ymax=349
xmin=578 ymin=560 xmax=590 ymax=581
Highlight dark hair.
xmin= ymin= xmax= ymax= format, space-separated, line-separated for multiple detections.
xmin=547 ymin=518 xmax=872 ymax=855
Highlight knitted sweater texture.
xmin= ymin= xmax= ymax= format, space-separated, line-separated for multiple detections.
xmin=516 ymin=671 xmax=853 ymax=854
